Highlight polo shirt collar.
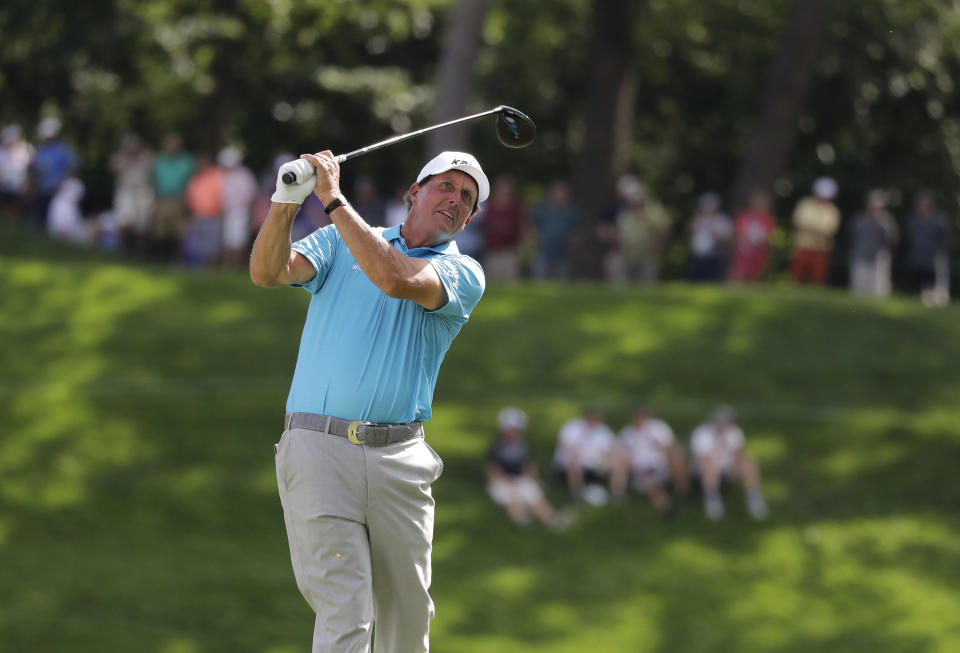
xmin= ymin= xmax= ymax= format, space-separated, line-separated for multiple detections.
xmin=385 ymin=224 xmax=460 ymax=255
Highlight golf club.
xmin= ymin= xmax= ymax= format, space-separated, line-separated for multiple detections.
xmin=280 ymin=105 xmax=535 ymax=185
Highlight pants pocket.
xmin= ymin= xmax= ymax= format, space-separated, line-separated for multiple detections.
xmin=422 ymin=440 xmax=444 ymax=482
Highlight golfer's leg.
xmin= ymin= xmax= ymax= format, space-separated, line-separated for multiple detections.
xmin=366 ymin=439 xmax=442 ymax=653
xmin=276 ymin=429 xmax=375 ymax=652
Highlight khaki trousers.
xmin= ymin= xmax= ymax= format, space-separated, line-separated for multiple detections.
xmin=275 ymin=427 xmax=444 ymax=653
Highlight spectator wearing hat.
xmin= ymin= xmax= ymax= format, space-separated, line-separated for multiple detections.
xmin=29 ymin=117 xmax=78 ymax=231
xmin=219 ymin=146 xmax=258 ymax=267
xmin=618 ymin=406 xmax=688 ymax=515
xmin=0 ymin=124 xmax=34 ymax=220
xmin=690 ymin=406 xmax=768 ymax=521
xmin=688 ymin=191 xmax=733 ymax=282
xmin=606 ymin=176 xmax=672 ymax=284
xmin=553 ymin=406 xmax=628 ymax=504
xmin=848 ymin=189 xmax=899 ymax=297
xmin=905 ymin=191 xmax=949 ymax=308
xmin=731 ymin=189 xmax=776 ymax=283
xmin=790 ymin=177 xmax=841 ymax=285
xmin=486 ymin=408 xmax=569 ymax=530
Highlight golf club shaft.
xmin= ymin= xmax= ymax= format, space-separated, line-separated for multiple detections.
xmin=282 ymin=106 xmax=504 ymax=184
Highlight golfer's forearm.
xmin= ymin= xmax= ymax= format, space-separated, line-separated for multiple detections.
xmin=329 ymin=205 xmax=433 ymax=297
xmin=250 ymin=203 xmax=301 ymax=287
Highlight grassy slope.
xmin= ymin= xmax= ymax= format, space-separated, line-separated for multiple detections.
xmin=1 ymin=226 xmax=959 ymax=653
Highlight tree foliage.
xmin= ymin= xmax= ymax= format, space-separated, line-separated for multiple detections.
xmin=2 ymin=0 xmax=959 ymax=232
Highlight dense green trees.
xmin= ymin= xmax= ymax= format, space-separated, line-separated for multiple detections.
xmin=3 ymin=0 xmax=958 ymax=257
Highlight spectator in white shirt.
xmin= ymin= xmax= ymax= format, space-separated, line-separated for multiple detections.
xmin=619 ymin=406 xmax=689 ymax=515
xmin=554 ymin=406 xmax=628 ymax=504
xmin=690 ymin=405 xmax=768 ymax=521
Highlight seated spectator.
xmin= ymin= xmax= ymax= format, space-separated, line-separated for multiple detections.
xmin=553 ymin=406 xmax=627 ymax=505
xmin=691 ymin=406 xmax=768 ymax=521
xmin=47 ymin=174 xmax=89 ymax=245
xmin=906 ymin=190 xmax=949 ymax=308
xmin=688 ymin=192 xmax=733 ymax=282
xmin=731 ymin=189 xmax=776 ymax=282
xmin=790 ymin=177 xmax=840 ymax=285
xmin=486 ymin=408 xmax=569 ymax=530
xmin=619 ymin=406 xmax=688 ymax=515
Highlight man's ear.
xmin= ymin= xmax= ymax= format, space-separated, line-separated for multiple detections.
xmin=408 ymin=182 xmax=421 ymax=204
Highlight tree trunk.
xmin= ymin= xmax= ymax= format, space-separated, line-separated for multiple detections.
xmin=728 ymin=0 xmax=836 ymax=213
xmin=571 ymin=0 xmax=638 ymax=279
xmin=427 ymin=0 xmax=491 ymax=155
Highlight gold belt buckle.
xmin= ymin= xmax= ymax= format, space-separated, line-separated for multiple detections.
xmin=347 ymin=421 xmax=365 ymax=445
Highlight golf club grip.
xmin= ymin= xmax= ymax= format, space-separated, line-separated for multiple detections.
xmin=280 ymin=154 xmax=349 ymax=185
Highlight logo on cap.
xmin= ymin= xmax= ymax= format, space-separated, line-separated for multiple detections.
xmin=450 ymin=158 xmax=469 ymax=165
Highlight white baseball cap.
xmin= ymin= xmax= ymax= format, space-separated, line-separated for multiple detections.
xmin=417 ymin=151 xmax=489 ymax=204
xmin=498 ymin=407 xmax=528 ymax=431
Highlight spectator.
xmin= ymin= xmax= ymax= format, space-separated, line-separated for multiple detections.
xmin=688 ymin=191 xmax=733 ymax=282
xmin=481 ymin=175 xmax=529 ymax=281
xmin=531 ymin=181 xmax=578 ymax=280
xmin=384 ymin=184 xmax=408 ymax=228
xmin=47 ymin=174 xmax=88 ymax=245
xmin=110 ymin=132 xmax=155 ymax=252
xmin=619 ymin=406 xmax=689 ymax=515
xmin=906 ymin=191 xmax=950 ymax=308
xmin=731 ymin=189 xmax=776 ymax=282
xmin=610 ymin=177 xmax=672 ymax=284
xmin=0 ymin=124 xmax=34 ymax=219
xmin=691 ymin=406 xmax=768 ymax=521
xmin=183 ymin=154 xmax=224 ymax=267
xmin=29 ymin=117 xmax=77 ymax=231
xmin=848 ymin=189 xmax=899 ymax=297
xmin=152 ymin=133 xmax=195 ymax=260
xmin=351 ymin=174 xmax=386 ymax=227
xmin=790 ymin=176 xmax=840 ymax=285
xmin=218 ymin=146 xmax=258 ymax=267
xmin=485 ymin=408 xmax=569 ymax=530
xmin=553 ymin=406 xmax=627 ymax=505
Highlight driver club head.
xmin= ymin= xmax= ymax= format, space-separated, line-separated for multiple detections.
xmin=495 ymin=106 xmax=536 ymax=149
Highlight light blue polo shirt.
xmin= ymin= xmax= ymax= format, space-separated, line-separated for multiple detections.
xmin=285 ymin=224 xmax=485 ymax=424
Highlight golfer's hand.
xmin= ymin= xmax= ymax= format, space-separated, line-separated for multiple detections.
xmin=271 ymin=161 xmax=315 ymax=205
xmin=301 ymin=151 xmax=341 ymax=206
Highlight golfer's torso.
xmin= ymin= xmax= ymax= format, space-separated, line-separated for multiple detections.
xmin=285 ymin=238 xmax=451 ymax=424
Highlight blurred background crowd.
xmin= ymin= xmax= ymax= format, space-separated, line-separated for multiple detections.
xmin=1 ymin=116 xmax=950 ymax=306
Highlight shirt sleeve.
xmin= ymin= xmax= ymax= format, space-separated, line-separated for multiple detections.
xmin=691 ymin=427 xmax=710 ymax=457
xmin=428 ymin=253 xmax=486 ymax=323
xmin=728 ymin=426 xmax=746 ymax=450
xmin=290 ymin=224 xmax=342 ymax=294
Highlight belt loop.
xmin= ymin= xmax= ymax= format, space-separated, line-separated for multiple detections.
xmin=321 ymin=415 xmax=332 ymax=434
xmin=284 ymin=413 xmax=292 ymax=430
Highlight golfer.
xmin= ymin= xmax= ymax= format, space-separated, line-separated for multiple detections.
xmin=250 ymin=149 xmax=488 ymax=652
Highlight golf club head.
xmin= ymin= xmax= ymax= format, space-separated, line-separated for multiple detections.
xmin=495 ymin=106 xmax=536 ymax=149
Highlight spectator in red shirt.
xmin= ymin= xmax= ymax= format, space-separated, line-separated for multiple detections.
xmin=481 ymin=175 xmax=529 ymax=281
xmin=731 ymin=189 xmax=776 ymax=282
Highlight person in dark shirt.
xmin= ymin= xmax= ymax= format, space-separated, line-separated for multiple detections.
xmin=906 ymin=190 xmax=950 ymax=307
xmin=486 ymin=407 xmax=569 ymax=529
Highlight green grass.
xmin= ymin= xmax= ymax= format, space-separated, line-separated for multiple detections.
xmin=2 ymin=223 xmax=959 ymax=652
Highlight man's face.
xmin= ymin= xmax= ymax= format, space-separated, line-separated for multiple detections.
xmin=409 ymin=170 xmax=477 ymax=244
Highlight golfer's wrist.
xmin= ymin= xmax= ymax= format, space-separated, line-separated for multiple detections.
xmin=321 ymin=192 xmax=349 ymax=215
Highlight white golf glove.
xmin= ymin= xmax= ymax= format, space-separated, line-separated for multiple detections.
xmin=271 ymin=159 xmax=316 ymax=205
